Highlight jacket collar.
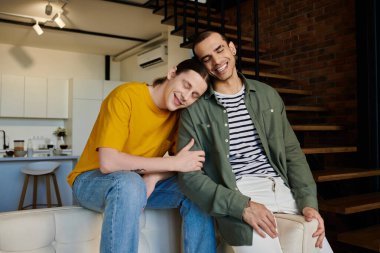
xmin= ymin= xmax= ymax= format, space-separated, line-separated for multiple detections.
xmin=204 ymin=72 xmax=257 ymax=100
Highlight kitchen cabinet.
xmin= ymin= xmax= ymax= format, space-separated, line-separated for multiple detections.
xmin=69 ymin=79 xmax=125 ymax=155
xmin=71 ymin=99 xmax=101 ymax=155
xmin=47 ymin=78 xmax=69 ymax=118
xmin=72 ymin=79 xmax=103 ymax=100
xmin=0 ymin=74 xmax=69 ymax=119
xmin=69 ymin=79 xmax=102 ymax=156
xmin=103 ymin=80 xmax=124 ymax=99
xmin=24 ymin=77 xmax=47 ymax=118
xmin=0 ymin=74 xmax=24 ymax=117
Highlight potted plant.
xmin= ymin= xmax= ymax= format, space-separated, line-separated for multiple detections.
xmin=53 ymin=127 xmax=67 ymax=148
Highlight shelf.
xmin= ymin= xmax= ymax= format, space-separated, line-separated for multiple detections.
xmin=292 ymin=125 xmax=343 ymax=131
xmin=302 ymin=146 xmax=357 ymax=154
xmin=319 ymin=192 xmax=380 ymax=214
xmin=338 ymin=224 xmax=380 ymax=252
xmin=313 ymin=168 xmax=380 ymax=182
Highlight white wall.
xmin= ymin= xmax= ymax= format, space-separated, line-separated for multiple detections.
xmin=0 ymin=118 xmax=64 ymax=150
xmin=120 ymin=27 xmax=192 ymax=85
xmin=0 ymin=43 xmax=115 ymax=151
xmin=167 ymin=27 xmax=193 ymax=68
xmin=120 ymin=54 xmax=167 ymax=85
xmin=0 ymin=43 xmax=108 ymax=80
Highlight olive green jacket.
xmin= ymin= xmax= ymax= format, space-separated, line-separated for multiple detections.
xmin=177 ymin=76 xmax=318 ymax=246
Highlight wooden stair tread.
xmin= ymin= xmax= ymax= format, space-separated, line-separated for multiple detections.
xmin=163 ymin=15 xmax=236 ymax=30
xmin=275 ymin=88 xmax=312 ymax=95
xmin=302 ymin=146 xmax=357 ymax=154
xmin=292 ymin=125 xmax=343 ymax=131
xmin=180 ymin=41 xmax=266 ymax=54
xmin=170 ymin=25 xmax=252 ymax=43
xmin=154 ymin=2 xmax=219 ymax=17
xmin=286 ymin=105 xmax=327 ymax=112
xmin=242 ymin=70 xmax=295 ymax=81
xmin=313 ymin=168 xmax=380 ymax=182
xmin=337 ymin=224 xmax=380 ymax=252
xmin=319 ymin=192 xmax=380 ymax=214
xmin=241 ymin=57 xmax=281 ymax=67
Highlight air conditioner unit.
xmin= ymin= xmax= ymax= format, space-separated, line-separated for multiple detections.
xmin=137 ymin=44 xmax=168 ymax=69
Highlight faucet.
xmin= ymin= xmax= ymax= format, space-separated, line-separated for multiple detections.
xmin=0 ymin=130 xmax=9 ymax=150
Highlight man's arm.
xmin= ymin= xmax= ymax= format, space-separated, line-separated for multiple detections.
xmin=177 ymin=109 xmax=250 ymax=219
xmin=279 ymin=94 xmax=318 ymax=210
xmin=98 ymin=139 xmax=205 ymax=174
xmin=277 ymin=91 xmax=324 ymax=246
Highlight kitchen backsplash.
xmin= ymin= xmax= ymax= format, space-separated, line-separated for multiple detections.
xmin=0 ymin=118 xmax=66 ymax=150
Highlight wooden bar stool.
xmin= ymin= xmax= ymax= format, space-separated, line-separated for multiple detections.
xmin=18 ymin=161 xmax=62 ymax=210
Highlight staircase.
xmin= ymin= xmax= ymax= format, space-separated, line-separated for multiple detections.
xmin=149 ymin=0 xmax=380 ymax=252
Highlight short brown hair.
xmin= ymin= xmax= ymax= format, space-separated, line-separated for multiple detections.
xmin=192 ymin=30 xmax=229 ymax=58
xmin=153 ymin=58 xmax=209 ymax=86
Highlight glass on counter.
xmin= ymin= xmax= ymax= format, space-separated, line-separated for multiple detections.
xmin=13 ymin=140 xmax=25 ymax=151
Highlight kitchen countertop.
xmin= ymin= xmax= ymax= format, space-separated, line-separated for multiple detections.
xmin=0 ymin=155 xmax=79 ymax=162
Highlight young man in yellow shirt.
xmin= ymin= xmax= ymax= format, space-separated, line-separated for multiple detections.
xmin=67 ymin=59 xmax=215 ymax=253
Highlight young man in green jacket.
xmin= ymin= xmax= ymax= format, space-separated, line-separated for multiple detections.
xmin=177 ymin=31 xmax=333 ymax=252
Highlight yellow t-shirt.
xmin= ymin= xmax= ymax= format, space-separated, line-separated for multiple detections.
xmin=67 ymin=82 xmax=179 ymax=186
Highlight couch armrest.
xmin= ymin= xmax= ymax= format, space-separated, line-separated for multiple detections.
xmin=218 ymin=213 xmax=320 ymax=253
xmin=275 ymin=213 xmax=320 ymax=253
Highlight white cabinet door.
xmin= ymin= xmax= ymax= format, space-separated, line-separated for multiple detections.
xmin=103 ymin=80 xmax=124 ymax=99
xmin=71 ymin=99 xmax=102 ymax=155
xmin=47 ymin=78 xmax=69 ymax=118
xmin=0 ymin=74 xmax=24 ymax=117
xmin=24 ymin=77 xmax=47 ymax=118
xmin=72 ymin=79 xmax=103 ymax=100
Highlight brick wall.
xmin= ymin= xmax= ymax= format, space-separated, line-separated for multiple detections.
xmin=225 ymin=0 xmax=357 ymax=155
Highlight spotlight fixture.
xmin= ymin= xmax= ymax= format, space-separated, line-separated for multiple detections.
xmin=33 ymin=21 xmax=44 ymax=35
xmin=45 ymin=2 xmax=53 ymax=16
xmin=54 ymin=12 xmax=65 ymax=28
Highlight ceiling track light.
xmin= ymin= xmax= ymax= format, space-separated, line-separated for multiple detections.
xmin=0 ymin=0 xmax=67 ymax=35
xmin=54 ymin=12 xmax=65 ymax=28
xmin=33 ymin=21 xmax=44 ymax=35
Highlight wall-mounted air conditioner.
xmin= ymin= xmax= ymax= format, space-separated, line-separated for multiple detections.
xmin=137 ymin=44 xmax=168 ymax=69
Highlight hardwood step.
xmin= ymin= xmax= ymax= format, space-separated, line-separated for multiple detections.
xmin=170 ymin=24 xmax=252 ymax=44
xmin=292 ymin=125 xmax=343 ymax=131
xmin=243 ymin=70 xmax=295 ymax=81
xmin=180 ymin=41 xmax=266 ymax=54
xmin=162 ymin=15 xmax=236 ymax=31
xmin=319 ymin=192 xmax=380 ymax=214
xmin=313 ymin=168 xmax=380 ymax=182
xmin=154 ymin=0 xmax=219 ymax=15
xmin=241 ymin=57 xmax=281 ymax=67
xmin=337 ymin=224 xmax=380 ymax=252
xmin=275 ymin=88 xmax=312 ymax=95
xmin=286 ymin=105 xmax=327 ymax=112
xmin=302 ymin=146 xmax=357 ymax=154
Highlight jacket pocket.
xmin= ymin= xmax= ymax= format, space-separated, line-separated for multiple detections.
xmin=195 ymin=121 xmax=222 ymax=152
xmin=261 ymin=107 xmax=283 ymax=140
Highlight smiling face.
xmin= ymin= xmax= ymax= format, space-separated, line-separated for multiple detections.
xmin=193 ymin=32 xmax=238 ymax=82
xmin=164 ymin=69 xmax=208 ymax=111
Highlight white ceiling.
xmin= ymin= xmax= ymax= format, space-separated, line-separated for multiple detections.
xmin=0 ymin=0 xmax=168 ymax=57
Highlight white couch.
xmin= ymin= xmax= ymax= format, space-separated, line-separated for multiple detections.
xmin=0 ymin=206 xmax=319 ymax=253
xmin=0 ymin=206 xmax=180 ymax=253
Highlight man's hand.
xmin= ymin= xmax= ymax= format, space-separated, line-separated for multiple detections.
xmin=143 ymin=172 xmax=175 ymax=198
xmin=242 ymin=201 xmax=278 ymax=238
xmin=173 ymin=139 xmax=205 ymax=172
xmin=302 ymin=207 xmax=325 ymax=248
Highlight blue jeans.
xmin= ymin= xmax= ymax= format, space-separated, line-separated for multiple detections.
xmin=72 ymin=170 xmax=216 ymax=253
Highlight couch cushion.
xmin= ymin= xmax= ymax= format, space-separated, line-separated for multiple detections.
xmin=0 ymin=207 xmax=101 ymax=253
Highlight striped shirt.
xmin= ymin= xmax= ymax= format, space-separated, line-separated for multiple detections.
xmin=215 ymin=86 xmax=278 ymax=180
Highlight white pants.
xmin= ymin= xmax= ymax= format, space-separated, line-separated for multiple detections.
xmin=232 ymin=176 xmax=333 ymax=253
